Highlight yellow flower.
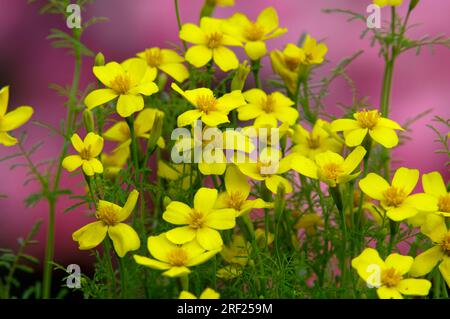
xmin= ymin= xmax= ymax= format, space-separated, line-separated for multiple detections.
xmin=409 ymin=215 xmax=450 ymax=287
xmin=103 ymin=108 xmax=165 ymax=150
xmin=374 ymin=0 xmax=403 ymax=7
xmin=295 ymin=213 xmax=324 ymax=236
xmin=292 ymin=119 xmax=343 ymax=160
xmin=223 ymin=7 xmax=287 ymax=60
xmin=134 ymin=47 xmax=189 ymax=82
xmin=237 ymin=147 xmax=292 ymax=194
xmin=290 ymin=146 xmax=366 ymax=187
xmin=133 ymin=233 xmax=220 ymax=277
xmin=179 ymin=288 xmax=220 ymax=299
xmin=301 ymin=35 xmax=328 ymax=65
xmin=72 ymin=190 xmax=141 ymax=257
xmin=422 ymin=171 xmax=450 ymax=217
xmin=62 ymin=133 xmax=104 ymax=176
xmin=84 ymin=59 xmax=159 ymax=118
xmin=172 ymin=83 xmax=245 ymax=127
xmin=214 ymin=165 xmax=271 ymax=216
xmin=179 ymin=17 xmax=242 ymax=71
xmin=163 ymin=187 xmax=236 ymax=250
xmin=237 ymin=89 xmax=297 ymax=127
xmin=331 ymin=109 xmax=403 ymax=148
xmin=101 ymin=147 xmax=130 ymax=177
xmin=352 ymin=248 xmax=431 ymax=299
xmin=0 ymin=86 xmax=33 ymax=146
xmin=359 ymin=167 xmax=438 ymax=221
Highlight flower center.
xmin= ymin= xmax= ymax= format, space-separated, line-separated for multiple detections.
xmin=110 ymin=74 xmax=131 ymax=95
xmin=441 ymin=234 xmax=450 ymax=256
xmin=262 ymin=95 xmax=276 ymax=113
xmin=383 ymin=186 xmax=406 ymax=207
xmin=206 ymin=32 xmax=223 ymax=49
xmin=80 ymin=146 xmax=92 ymax=160
xmin=167 ymin=248 xmax=189 ymax=266
xmin=355 ymin=110 xmax=381 ymax=129
xmin=196 ymin=95 xmax=218 ymax=113
xmin=307 ymin=135 xmax=321 ymax=149
xmin=188 ymin=209 xmax=205 ymax=229
xmin=438 ymin=194 xmax=450 ymax=213
xmin=322 ymin=163 xmax=343 ymax=181
xmin=244 ymin=23 xmax=265 ymax=41
xmin=381 ymin=267 xmax=402 ymax=288
xmin=284 ymin=56 xmax=300 ymax=71
xmin=227 ymin=192 xmax=246 ymax=211
xmin=96 ymin=205 xmax=119 ymax=226
xmin=144 ymin=48 xmax=163 ymax=67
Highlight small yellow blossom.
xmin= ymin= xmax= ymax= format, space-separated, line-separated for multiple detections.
xmin=290 ymin=146 xmax=366 ymax=187
xmin=134 ymin=233 xmax=220 ymax=277
xmin=172 ymin=83 xmax=246 ymax=127
xmin=237 ymin=89 xmax=298 ymax=127
xmin=72 ymin=190 xmax=140 ymax=257
xmin=331 ymin=109 xmax=403 ymax=148
xmin=84 ymin=59 xmax=159 ymax=118
xmin=179 ymin=288 xmax=220 ymax=299
xmin=352 ymin=248 xmax=431 ymax=299
xmin=422 ymin=171 xmax=450 ymax=217
xmin=410 ymin=214 xmax=450 ymax=287
xmin=163 ymin=187 xmax=236 ymax=250
xmin=0 ymin=86 xmax=33 ymax=146
xmin=374 ymin=0 xmax=403 ymax=7
xmin=217 ymin=233 xmax=250 ymax=279
xmin=359 ymin=167 xmax=438 ymax=221
xmin=179 ymin=17 xmax=242 ymax=71
xmin=62 ymin=133 xmax=104 ymax=176
xmin=134 ymin=47 xmax=189 ymax=82
xmin=101 ymin=147 xmax=130 ymax=177
xmin=223 ymin=7 xmax=287 ymax=60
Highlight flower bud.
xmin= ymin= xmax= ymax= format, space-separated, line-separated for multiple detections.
xmin=94 ymin=52 xmax=105 ymax=67
xmin=82 ymin=109 xmax=95 ymax=132
xmin=231 ymin=60 xmax=250 ymax=91
xmin=147 ymin=110 xmax=165 ymax=152
xmin=157 ymin=73 xmax=168 ymax=91
xmin=163 ymin=196 xmax=172 ymax=208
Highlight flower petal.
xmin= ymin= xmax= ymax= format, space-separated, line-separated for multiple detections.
xmin=88 ymin=158 xmax=104 ymax=174
xmin=196 ymin=227 xmax=223 ymax=250
xmin=108 ymin=223 xmax=140 ymax=257
xmin=392 ymin=167 xmax=419 ymax=196
xmin=163 ymin=266 xmax=191 ymax=277
xmin=84 ymin=89 xmax=118 ymax=110
xmin=0 ymin=86 xmax=9 ymax=116
xmin=166 ymin=226 xmax=197 ymax=244
xmin=421 ymin=214 xmax=448 ymax=243
xmin=330 ymin=119 xmax=360 ymax=132
xmin=177 ymin=110 xmax=202 ymax=127
xmin=72 ymin=221 xmax=107 ymax=250
xmin=117 ymin=189 xmax=139 ymax=222
xmin=194 ymin=188 xmax=218 ymax=213
xmin=147 ymin=234 xmax=177 ymax=262
xmin=179 ymin=23 xmax=206 ymax=44
xmin=1 ymin=106 xmax=33 ymax=132
xmin=84 ymin=132 xmax=104 ymax=157
xmin=344 ymin=128 xmax=368 ymax=147
xmin=133 ymin=255 xmax=171 ymax=270
xmin=351 ymin=248 xmax=385 ymax=283
xmin=409 ymin=246 xmax=443 ymax=277
xmin=117 ymin=94 xmax=144 ymax=118
xmin=376 ymin=286 xmax=403 ymax=299
xmin=244 ymin=41 xmax=267 ymax=60
xmin=159 ymin=63 xmax=189 ymax=83
xmin=185 ymin=45 xmax=212 ymax=68
xmin=290 ymin=154 xmax=318 ymax=179
xmin=163 ymin=201 xmax=193 ymax=225
xmin=342 ymin=146 xmax=366 ymax=174
xmin=359 ymin=173 xmax=390 ymax=200
xmin=369 ymin=126 xmax=399 ymax=148
xmin=225 ymin=165 xmax=250 ymax=197
xmin=265 ymin=175 xmax=293 ymax=194
xmin=213 ymin=46 xmax=239 ymax=72
xmin=422 ymin=171 xmax=447 ymax=197
xmin=385 ymin=253 xmax=413 ymax=275
xmin=397 ymin=279 xmax=431 ymax=296
xmin=205 ymin=209 xmax=236 ymax=230
xmin=0 ymin=132 xmax=17 ymax=146
xmin=403 ymin=193 xmax=438 ymax=212
xmin=257 ymin=6 xmax=278 ymax=33
xmin=62 ymin=155 xmax=83 ymax=172
xmin=187 ymin=249 xmax=221 ymax=267
xmin=387 ymin=206 xmax=418 ymax=221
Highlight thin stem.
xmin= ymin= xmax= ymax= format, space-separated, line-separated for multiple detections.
xmin=301 ymin=79 xmax=315 ymax=123
xmin=251 ymin=59 xmax=262 ymax=89
xmin=174 ymin=0 xmax=187 ymax=51
xmin=103 ymin=238 xmax=116 ymax=298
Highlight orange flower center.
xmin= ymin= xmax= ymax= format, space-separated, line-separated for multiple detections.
xmin=196 ymin=95 xmax=218 ymax=113
xmin=438 ymin=194 xmax=450 ymax=213
xmin=167 ymin=248 xmax=189 ymax=266
xmin=110 ymin=74 xmax=131 ymax=95
xmin=383 ymin=186 xmax=406 ymax=207
xmin=307 ymin=135 xmax=321 ymax=149
xmin=322 ymin=163 xmax=343 ymax=181
xmin=227 ymin=192 xmax=246 ymax=211
xmin=96 ymin=204 xmax=119 ymax=226
xmin=381 ymin=267 xmax=402 ymax=288
xmin=80 ymin=146 xmax=92 ymax=160
xmin=188 ymin=209 xmax=205 ymax=229
xmin=244 ymin=23 xmax=265 ymax=41
xmin=144 ymin=48 xmax=163 ymax=67
xmin=284 ymin=56 xmax=300 ymax=71
xmin=206 ymin=32 xmax=223 ymax=49
xmin=441 ymin=234 xmax=450 ymax=256
xmin=262 ymin=95 xmax=276 ymax=113
xmin=355 ymin=110 xmax=380 ymax=129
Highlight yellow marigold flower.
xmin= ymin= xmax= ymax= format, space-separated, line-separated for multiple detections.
xmin=84 ymin=59 xmax=159 ymax=118
xmin=101 ymin=147 xmax=130 ymax=177
xmin=223 ymin=7 xmax=287 ymax=60
xmin=295 ymin=213 xmax=324 ymax=236
xmin=179 ymin=17 xmax=242 ymax=71
xmin=103 ymin=108 xmax=165 ymax=150
xmin=290 ymin=146 xmax=366 ymax=187
xmin=422 ymin=171 xmax=450 ymax=217
xmin=72 ymin=190 xmax=140 ymax=257
xmin=62 ymin=133 xmax=104 ymax=176
xmin=409 ymin=214 xmax=450 ymax=288
xmin=0 ymin=86 xmax=33 ymax=146
xmin=237 ymin=147 xmax=292 ymax=194
xmin=331 ymin=109 xmax=403 ymax=148
xmin=301 ymin=35 xmax=328 ymax=65
xmin=352 ymin=248 xmax=431 ymax=299
xmin=134 ymin=233 xmax=220 ymax=277
xmin=179 ymin=288 xmax=220 ymax=299
xmin=374 ymin=0 xmax=403 ymax=7
xmin=134 ymin=47 xmax=189 ymax=83
xmin=359 ymin=167 xmax=438 ymax=221
xmin=163 ymin=187 xmax=236 ymax=250
xmin=292 ymin=119 xmax=343 ymax=160
xmin=172 ymin=83 xmax=245 ymax=127
xmin=237 ymin=89 xmax=297 ymax=127
xmin=214 ymin=165 xmax=271 ymax=216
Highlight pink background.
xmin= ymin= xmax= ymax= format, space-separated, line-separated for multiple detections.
xmin=0 ymin=0 xmax=449 ymax=267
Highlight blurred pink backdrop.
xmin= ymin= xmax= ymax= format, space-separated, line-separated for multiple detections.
xmin=0 ymin=0 xmax=449 ymax=268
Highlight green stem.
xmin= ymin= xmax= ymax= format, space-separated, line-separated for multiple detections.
xmin=103 ymin=238 xmax=116 ymax=298
xmin=118 ymin=257 xmax=126 ymax=298
xmin=180 ymin=275 xmax=189 ymax=292
xmin=301 ymin=79 xmax=315 ymax=123
xmin=329 ymin=186 xmax=347 ymax=289
xmin=174 ymin=0 xmax=187 ymax=51
xmin=251 ymin=59 xmax=262 ymax=89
